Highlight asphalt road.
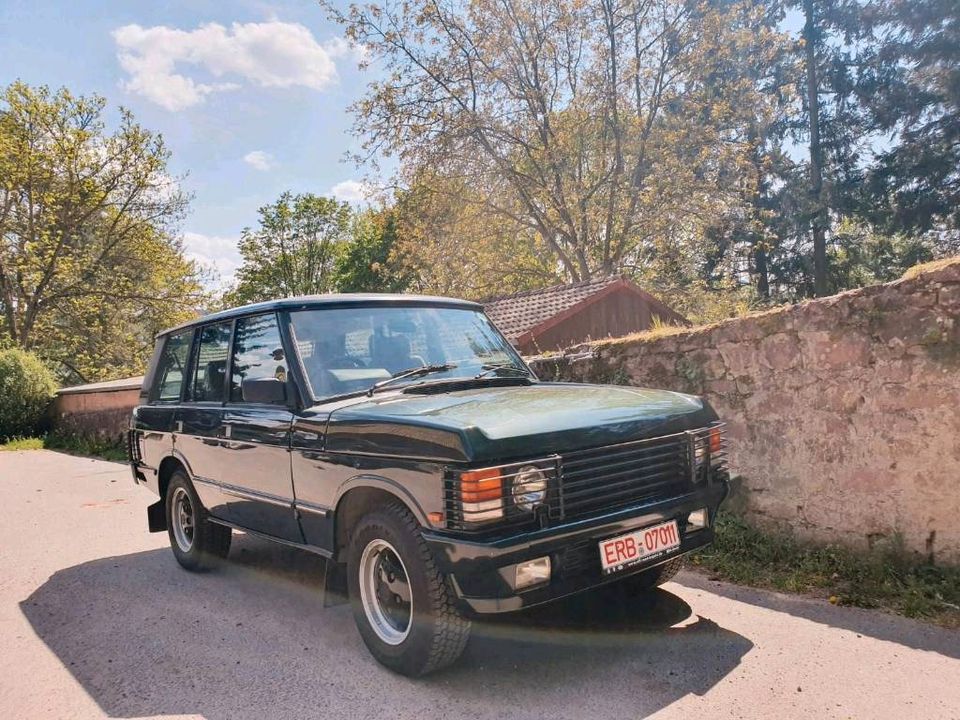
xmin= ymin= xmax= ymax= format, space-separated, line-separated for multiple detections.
xmin=1 ymin=450 xmax=957 ymax=720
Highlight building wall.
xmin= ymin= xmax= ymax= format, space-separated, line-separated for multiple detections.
xmin=52 ymin=383 xmax=141 ymax=443
xmin=521 ymin=288 xmax=686 ymax=354
xmin=529 ymin=260 xmax=960 ymax=563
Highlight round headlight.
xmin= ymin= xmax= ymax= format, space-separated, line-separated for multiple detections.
xmin=512 ymin=465 xmax=547 ymax=512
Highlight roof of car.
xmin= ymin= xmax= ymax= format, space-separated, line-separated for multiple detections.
xmin=159 ymin=294 xmax=482 ymax=337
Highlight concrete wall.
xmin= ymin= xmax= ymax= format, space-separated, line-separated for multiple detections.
xmin=529 ymin=259 xmax=960 ymax=563
xmin=52 ymin=377 xmax=143 ymax=443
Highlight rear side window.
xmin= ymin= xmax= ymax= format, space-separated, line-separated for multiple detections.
xmin=152 ymin=331 xmax=192 ymax=402
xmin=191 ymin=322 xmax=232 ymax=402
xmin=230 ymin=313 xmax=287 ymax=402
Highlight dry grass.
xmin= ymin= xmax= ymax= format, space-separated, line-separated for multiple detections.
xmin=901 ymin=255 xmax=960 ymax=280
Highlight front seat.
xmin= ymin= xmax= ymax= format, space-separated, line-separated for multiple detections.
xmin=370 ymin=333 xmax=418 ymax=375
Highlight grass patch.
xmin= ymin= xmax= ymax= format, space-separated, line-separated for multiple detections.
xmin=2 ymin=432 xmax=127 ymax=462
xmin=0 ymin=436 xmax=45 ymax=451
xmin=692 ymin=512 xmax=960 ymax=628
xmin=43 ymin=432 xmax=127 ymax=462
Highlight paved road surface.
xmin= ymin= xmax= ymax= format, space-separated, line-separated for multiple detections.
xmin=1 ymin=450 xmax=957 ymax=719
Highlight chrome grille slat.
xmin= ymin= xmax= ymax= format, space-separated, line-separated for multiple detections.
xmin=562 ymin=457 xmax=683 ymax=489
xmin=562 ymin=468 xmax=681 ymax=501
xmin=561 ymin=446 xmax=685 ymax=473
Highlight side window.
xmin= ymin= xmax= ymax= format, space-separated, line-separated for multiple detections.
xmin=230 ymin=313 xmax=287 ymax=402
xmin=191 ymin=322 xmax=232 ymax=402
xmin=152 ymin=331 xmax=192 ymax=402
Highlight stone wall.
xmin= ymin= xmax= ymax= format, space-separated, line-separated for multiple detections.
xmin=529 ymin=259 xmax=960 ymax=563
xmin=52 ymin=377 xmax=143 ymax=443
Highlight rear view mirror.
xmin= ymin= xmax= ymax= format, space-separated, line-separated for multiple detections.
xmin=241 ymin=377 xmax=287 ymax=405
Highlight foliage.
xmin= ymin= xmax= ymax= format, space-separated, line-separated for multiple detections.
xmin=693 ymin=511 xmax=960 ymax=627
xmin=859 ymin=0 xmax=960 ymax=235
xmin=0 ymin=436 xmax=44 ymax=451
xmin=392 ymin=175 xmax=561 ymax=299
xmin=827 ymin=220 xmax=936 ymax=291
xmin=0 ymin=82 xmax=206 ymax=383
xmin=326 ymin=0 xmax=959 ymax=311
xmin=0 ymin=348 xmax=57 ymax=442
xmin=334 ymin=208 xmax=412 ymax=293
xmin=43 ymin=431 xmax=127 ymax=462
xmin=329 ymin=0 xmax=790 ymax=292
xmin=226 ymin=192 xmax=352 ymax=305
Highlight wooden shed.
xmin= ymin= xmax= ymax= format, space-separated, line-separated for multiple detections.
xmin=483 ymin=276 xmax=686 ymax=355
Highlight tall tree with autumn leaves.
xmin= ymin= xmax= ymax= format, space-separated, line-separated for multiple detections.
xmin=328 ymin=0 xmax=790 ymax=300
xmin=331 ymin=0 xmax=958 ymax=313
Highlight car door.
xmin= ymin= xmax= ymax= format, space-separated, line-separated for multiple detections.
xmin=135 ymin=329 xmax=193 ymax=475
xmin=174 ymin=321 xmax=232 ymax=519
xmin=219 ymin=312 xmax=301 ymax=541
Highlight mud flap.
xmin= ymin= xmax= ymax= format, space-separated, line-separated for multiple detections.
xmin=147 ymin=499 xmax=167 ymax=532
xmin=320 ymin=559 xmax=348 ymax=608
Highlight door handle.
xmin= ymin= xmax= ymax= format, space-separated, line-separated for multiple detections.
xmin=175 ymin=420 xmax=183 ymax=433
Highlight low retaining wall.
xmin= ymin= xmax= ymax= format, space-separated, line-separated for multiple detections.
xmin=52 ymin=376 xmax=143 ymax=443
xmin=529 ymin=260 xmax=960 ymax=563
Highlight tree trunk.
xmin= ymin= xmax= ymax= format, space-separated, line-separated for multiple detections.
xmin=755 ymin=245 xmax=770 ymax=299
xmin=803 ymin=0 xmax=829 ymax=297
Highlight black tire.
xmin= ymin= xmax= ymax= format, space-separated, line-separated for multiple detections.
xmin=346 ymin=502 xmax=470 ymax=676
xmin=165 ymin=470 xmax=231 ymax=572
xmin=618 ymin=555 xmax=686 ymax=593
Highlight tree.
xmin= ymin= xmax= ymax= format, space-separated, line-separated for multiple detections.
xmin=226 ymin=192 xmax=352 ymax=304
xmin=859 ymin=0 xmax=960 ymax=235
xmin=335 ymin=208 xmax=412 ymax=293
xmin=391 ymin=173 xmax=563 ymax=299
xmin=328 ymin=0 xmax=791 ymax=285
xmin=0 ymin=82 xmax=204 ymax=382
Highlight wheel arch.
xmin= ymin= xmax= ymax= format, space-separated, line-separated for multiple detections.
xmin=332 ymin=476 xmax=429 ymax=559
xmin=157 ymin=454 xmax=191 ymax=501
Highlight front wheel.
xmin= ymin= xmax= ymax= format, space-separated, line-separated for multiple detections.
xmin=346 ymin=503 xmax=471 ymax=676
xmin=165 ymin=470 xmax=231 ymax=571
xmin=618 ymin=555 xmax=686 ymax=593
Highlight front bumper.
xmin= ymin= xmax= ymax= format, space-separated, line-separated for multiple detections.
xmin=423 ymin=481 xmax=727 ymax=615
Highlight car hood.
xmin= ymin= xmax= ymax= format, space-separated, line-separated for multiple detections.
xmin=321 ymin=382 xmax=716 ymax=463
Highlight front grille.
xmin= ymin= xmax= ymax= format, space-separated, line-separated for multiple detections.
xmin=558 ymin=433 xmax=690 ymax=520
xmin=444 ymin=423 xmax=726 ymax=534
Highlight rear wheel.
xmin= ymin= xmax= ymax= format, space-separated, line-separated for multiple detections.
xmin=165 ymin=470 xmax=231 ymax=571
xmin=346 ymin=503 xmax=470 ymax=676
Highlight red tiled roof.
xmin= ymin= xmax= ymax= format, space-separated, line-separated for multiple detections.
xmin=483 ymin=276 xmax=629 ymax=342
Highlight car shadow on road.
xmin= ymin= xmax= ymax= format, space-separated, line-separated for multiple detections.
xmin=675 ymin=570 xmax=960 ymax=660
xmin=20 ymin=533 xmax=752 ymax=720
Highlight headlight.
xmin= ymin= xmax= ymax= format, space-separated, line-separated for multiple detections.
xmin=512 ymin=465 xmax=547 ymax=512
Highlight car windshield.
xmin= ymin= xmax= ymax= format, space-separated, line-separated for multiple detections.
xmin=288 ymin=305 xmax=530 ymax=400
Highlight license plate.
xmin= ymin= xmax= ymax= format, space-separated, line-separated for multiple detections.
xmin=599 ymin=520 xmax=681 ymax=575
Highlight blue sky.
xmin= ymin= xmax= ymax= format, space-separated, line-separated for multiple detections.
xmin=1 ymin=0 xmax=377 ymax=285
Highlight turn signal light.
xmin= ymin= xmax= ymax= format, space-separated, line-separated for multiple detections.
xmin=708 ymin=427 xmax=722 ymax=453
xmin=460 ymin=468 xmax=503 ymax=502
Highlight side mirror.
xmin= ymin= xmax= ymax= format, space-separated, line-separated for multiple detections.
xmin=241 ymin=377 xmax=287 ymax=405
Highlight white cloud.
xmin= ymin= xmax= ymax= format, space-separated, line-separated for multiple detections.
xmin=182 ymin=231 xmax=242 ymax=286
xmin=330 ymin=179 xmax=371 ymax=203
xmin=243 ymin=150 xmax=275 ymax=171
xmin=113 ymin=21 xmax=345 ymax=111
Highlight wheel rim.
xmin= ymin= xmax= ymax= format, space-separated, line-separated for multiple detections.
xmin=359 ymin=539 xmax=413 ymax=645
xmin=171 ymin=487 xmax=195 ymax=553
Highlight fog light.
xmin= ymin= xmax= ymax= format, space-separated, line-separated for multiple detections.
xmin=687 ymin=508 xmax=709 ymax=529
xmin=514 ymin=556 xmax=551 ymax=590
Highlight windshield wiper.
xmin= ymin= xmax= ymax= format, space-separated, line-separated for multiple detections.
xmin=473 ymin=363 xmax=533 ymax=380
xmin=366 ymin=363 xmax=458 ymax=397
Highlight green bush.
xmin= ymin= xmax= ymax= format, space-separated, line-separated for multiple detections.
xmin=0 ymin=349 xmax=57 ymax=441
